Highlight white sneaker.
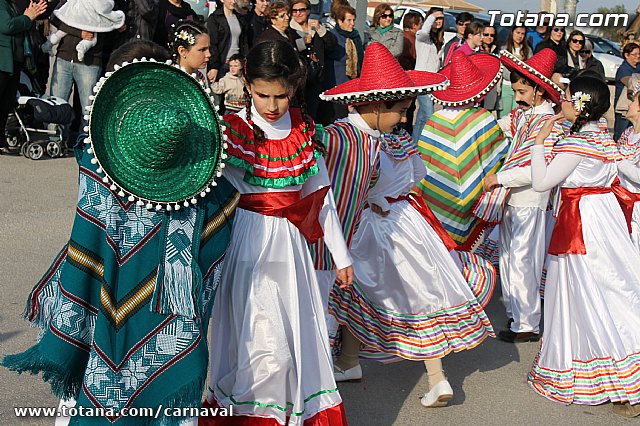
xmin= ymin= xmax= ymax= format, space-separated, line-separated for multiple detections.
xmin=420 ymin=380 xmax=453 ymax=407
xmin=333 ymin=364 xmax=362 ymax=382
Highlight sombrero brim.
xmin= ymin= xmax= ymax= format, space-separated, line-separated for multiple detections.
xmin=431 ymin=53 xmax=502 ymax=106
xmin=88 ymin=60 xmax=225 ymax=209
xmin=500 ymin=50 xmax=563 ymax=105
xmin=320 ymin=71 xmax=449 ymax=105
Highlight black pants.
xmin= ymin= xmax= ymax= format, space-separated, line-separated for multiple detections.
xmin=0 ymin=63 xmax=22 ymax=149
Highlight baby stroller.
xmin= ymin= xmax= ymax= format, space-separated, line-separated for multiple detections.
xmin=4 ymin=72 xmax=74 ymax=160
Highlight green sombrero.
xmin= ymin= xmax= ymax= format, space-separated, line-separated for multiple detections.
xmin=86 ymin=59 xmax=227 ymax=211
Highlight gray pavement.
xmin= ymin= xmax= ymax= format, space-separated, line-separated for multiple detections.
xmin=0 ymin=151 xmax=631 ymax=425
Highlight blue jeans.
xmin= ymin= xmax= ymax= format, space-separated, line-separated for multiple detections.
xmin=413 ymin=94 xmax=434 ymax=143
xmin=50 ymin=57 xmax=101 ymax=128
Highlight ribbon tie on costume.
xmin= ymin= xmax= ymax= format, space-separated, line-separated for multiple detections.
xmin=548 ymin=178 xmax=636 ymax=255
xmin=238 ymin=187 xmax=330 ymax=243
xmin=383 ymin=193 xmax=457 ymax=252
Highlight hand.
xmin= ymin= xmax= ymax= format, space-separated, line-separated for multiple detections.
xmin=432 ymin=10 xmax=444 ymax=18
xmin=308 ymin=19 xmax=319 ymax=30
xmin=335 ymin=265 xmax=354 ymax=289
xmin=483 ymin=174 xmax=500 ymax=191
xmin=117 ymin=23 xmax=127 ymax=32
xmin=370 ymin=203 xmax=389 ymax=217
xmin=81 ymin=31 xmax=94 ymax=41
xmin=24 ymin=1 xmax=47 ymax=20
xmin=207 ymin=69 xmax=218 ymax=83
xmin=304 ymin=33 xmax=313 ymax=44
xmin=535 ymin=113 xmax=564 ymax=145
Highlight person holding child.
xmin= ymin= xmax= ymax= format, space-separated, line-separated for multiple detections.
xmin=210 ymin=53 xmax=247 ymax=113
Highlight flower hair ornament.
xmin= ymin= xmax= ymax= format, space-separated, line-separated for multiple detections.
xmin=572 ymin=91 xmax=591 ymax=117
xmin=176 ymin=29 xmax=196 ymax=46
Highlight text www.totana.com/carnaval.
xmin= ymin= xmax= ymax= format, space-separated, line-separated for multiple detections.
xmin=488 ymin=10 xmax=630 ymax=28
xmin=13 ymin=404 xmax=234 ymax=418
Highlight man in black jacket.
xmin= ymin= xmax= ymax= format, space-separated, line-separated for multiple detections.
xmin=246 ymin=0 xmax=268 ymax=48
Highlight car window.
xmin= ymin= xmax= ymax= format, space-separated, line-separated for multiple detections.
xmin=394 ymin=9 xmax=405 ymax=26
xmin=444 ymin=13 xmax=456 ymax=32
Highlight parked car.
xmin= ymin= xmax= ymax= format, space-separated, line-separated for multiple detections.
xmin=586 ymin=34 xmax=622 ymax=57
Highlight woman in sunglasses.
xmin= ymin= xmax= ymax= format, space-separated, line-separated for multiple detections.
xmin=364 ymin=3 xmax=404 ymax=58
xmin=535 ymin=25 xmax=568 ymax=75
xmin=565 ymin=30 xmax=586 ymax=77
xmin=480 ymin=25 xmax=500 ymax=112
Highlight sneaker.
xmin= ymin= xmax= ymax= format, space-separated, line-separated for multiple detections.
xmin=420 ymin=380 xmax=453 ymax=408
xmin=333 ymin=364 xmax=362 ymax=382
xmin=612 ymin=402 xmax=640 ymax=418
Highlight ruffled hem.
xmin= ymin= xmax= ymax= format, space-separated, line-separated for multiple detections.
xmin=528 ymin=350 xmax=640 ymax=405
xmin=225 ymin=151 xmax=322 ymax=189
xmin=200 ymin=392 xmax=346 ymax=426
xmin=456 ymin=250 xmax=497 ymax=308
xmin=329 ymin=282 xmax=494 ymax=361
xmin=222 ymin=109 xmax=322 ymax=188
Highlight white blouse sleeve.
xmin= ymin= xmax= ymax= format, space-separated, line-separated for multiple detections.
xmin=618 ymin=159 xmax=640 ymax=184
xmin=303 ymin=157 xmax=353 ymax=270
xmin=497 ymin=166 xmax=532 ymax=188
xmin=530 ymin=145 xmax=582 ymax=192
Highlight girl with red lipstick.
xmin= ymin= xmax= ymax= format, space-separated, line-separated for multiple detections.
xmin=201 ymin=39 xmax=353 ymax=426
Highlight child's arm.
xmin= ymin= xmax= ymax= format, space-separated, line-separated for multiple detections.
xmin=618 ymin=159 xmax=640 ymax=184
xmin=302 ymin=157 xmax=353 ymax=273
xmin=530 ymin=146 xmax=581 ymax=191
xmin=209 ymin=77 xmax=229 ymax=95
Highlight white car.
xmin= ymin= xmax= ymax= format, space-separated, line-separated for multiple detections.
xmin=591 ymin=51 xmax=622 ymax=83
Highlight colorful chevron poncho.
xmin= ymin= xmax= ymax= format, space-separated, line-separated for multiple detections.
xmin=414 ymin=107 xmax=507 ymax=250
xmin=2 ymin=145 xmax=239 ymax=425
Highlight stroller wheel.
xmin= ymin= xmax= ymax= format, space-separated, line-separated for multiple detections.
xmin=46 ymin=141 xmax=62 ymax=158
xmin=27 ymin=143 xmax=44 ymax=160
xmin=21 ymin=141 xmax=30 ymax=158
xmin=6 ymin=134 xmax=20 ymax=148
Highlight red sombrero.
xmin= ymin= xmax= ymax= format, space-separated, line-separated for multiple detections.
xmin=431 ymin=50 xmax=502 ymax=106
xmin=320 ymin=42 xmax=449 ymax=105
xmin=500 ymin=48 xmax=563 ymax=105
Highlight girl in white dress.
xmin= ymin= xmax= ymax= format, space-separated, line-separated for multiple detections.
xmin=617 ymin=80 xmax=640 ymax=253
xmin=528 ymin=76 xmax=640 ymax=418
xmin=201 ymin=40 xmax=354 ymax=425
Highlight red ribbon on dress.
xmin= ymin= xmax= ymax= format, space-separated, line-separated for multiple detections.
xmin=238 ymin=186 xmax=330 ymax=243
xmin=383 ymin=193 xmax=457 ymax=252
xmin=548 ymin=178 xmax=636 ymax=255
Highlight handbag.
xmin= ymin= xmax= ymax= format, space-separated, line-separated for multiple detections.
xmin=301 ymin=47 xmax=322 ymax=81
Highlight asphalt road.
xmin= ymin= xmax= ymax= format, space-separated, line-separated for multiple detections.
xmin=0 ymin=149 xmax=630 ymax=425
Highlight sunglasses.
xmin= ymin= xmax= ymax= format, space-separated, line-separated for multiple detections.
xmin=483 ymin=33 xmax=495 ymax=37
xmin=570 ymin=38 xmax=585 ymax=45
xmin=291 ymin=7 xmax=308 ymax=13
xmin=380 ymin=13 xmax=393 ymax=18
xmin=457 ymin=22 xmax=469 ymax=26
xmin=275 ymin=13 xmax=289 ymax=19
xmin=552 ymin=27 xmax=564 ymax=32
xmin=434 ymin=17 xmax=444 ymax=21
xmin=579 ymin=50 xmax=591 ymax=54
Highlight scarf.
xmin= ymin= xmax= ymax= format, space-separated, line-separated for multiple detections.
xmin=335 ymin=26 xmax=364 ymax=79
xmin=377 ymin=25 xmax=392 ymax=35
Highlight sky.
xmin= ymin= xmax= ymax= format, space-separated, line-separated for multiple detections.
xmin=468 ymin=0 xmax=637 ymax=15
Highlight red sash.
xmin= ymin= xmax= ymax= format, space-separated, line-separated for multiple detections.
xmin=380 ymin=193 xmax=457 ymax=252
xmin=238 ymin=186 xmax=330 ymax=243
xmin=548 ymin=179 xmax=636 ymax=255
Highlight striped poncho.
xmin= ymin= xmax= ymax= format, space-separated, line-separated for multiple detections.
xmin=310 ymin=118 xmax=380 ymax=270
xmin=472 ymin=108 xmax=563 ymax=224
xmin=414 ymin=107 xmax=507 ymax=250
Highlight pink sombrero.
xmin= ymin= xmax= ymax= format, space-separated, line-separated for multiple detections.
xmin=500 ymin=48 xmax=563 ymax=105
xmin=320 ymin=42 xmax=449 ymax=105
xmin=431 ymin=50 xmax=502 ymax=106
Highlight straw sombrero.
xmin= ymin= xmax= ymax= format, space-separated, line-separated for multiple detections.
xmin=500 ymin=48 xmax=563 ymax=105
xmin=320 ymin=42 xmax=449 ymax=105
xmin=85 ymin=59 xmax=227 ymax=211
xmin=431 ymin=50 xmax=502 ymax=106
